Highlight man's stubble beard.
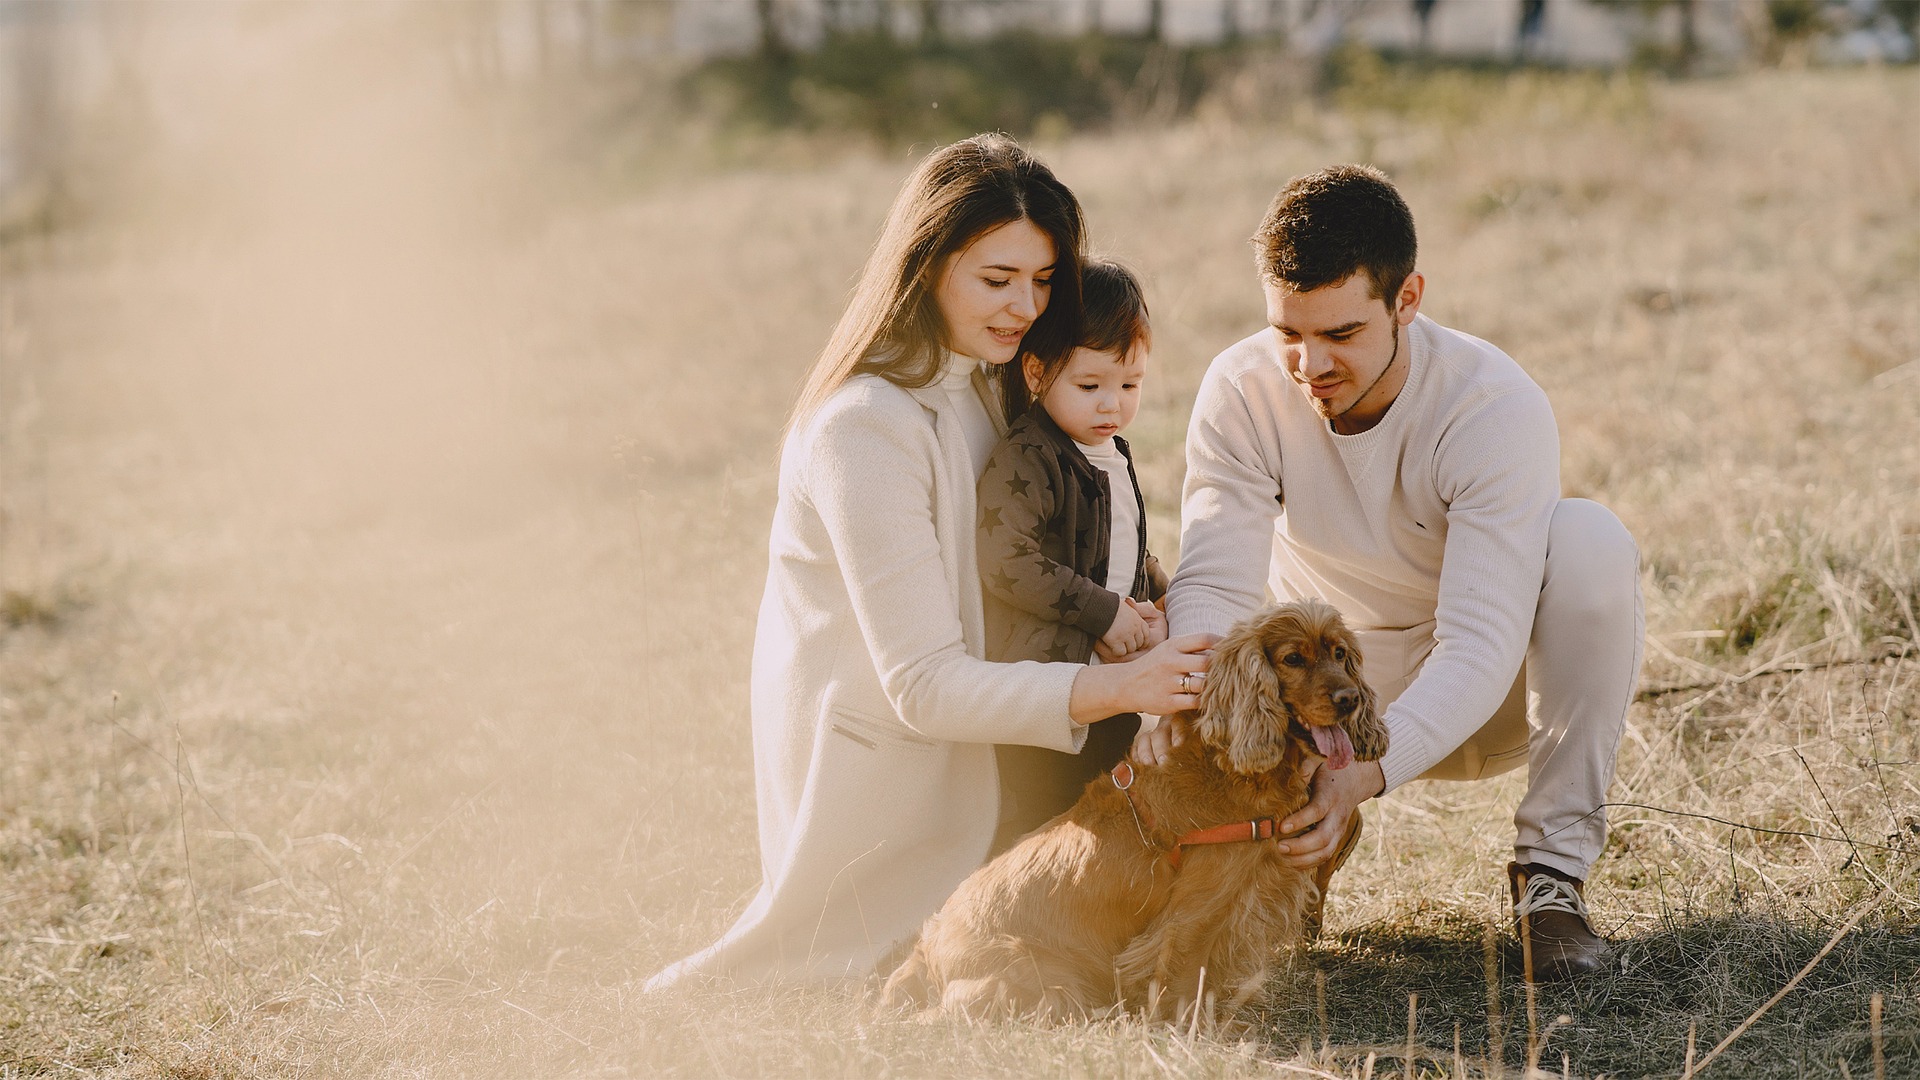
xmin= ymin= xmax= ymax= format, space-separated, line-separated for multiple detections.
xmin=1304 ymin=310 xmax=1402 ymax=425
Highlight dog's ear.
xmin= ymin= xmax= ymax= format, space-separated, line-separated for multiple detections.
xmin=1197 ymin=621 xmax=1289 ymax=774
xmin=1339 ymin=624 xmax=1390 ymax=761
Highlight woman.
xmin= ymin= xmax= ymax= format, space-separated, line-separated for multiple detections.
xmin=647 ymin=134 xmax=1213 ymax=989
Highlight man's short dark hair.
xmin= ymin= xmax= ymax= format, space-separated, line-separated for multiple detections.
xmin=1252 ymin=164 xmax=1417 ymax=304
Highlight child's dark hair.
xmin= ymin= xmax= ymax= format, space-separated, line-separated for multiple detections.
xmin=1252 ymin=164 xmax=1416 ymax=305
xmin=1078 ymin=259 xmax=1151 ymax=357
xmin=1019 ymin=259 xmax=1150 ymax=410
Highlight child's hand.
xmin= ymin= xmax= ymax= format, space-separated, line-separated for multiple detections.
xmin=1136 ymin=598 xmax=1168 ymax=650
xmin=1099 ymin=597 xmax=1151 ymax=658
xmin=1095 ymin=599 xmax=1165 ymax=663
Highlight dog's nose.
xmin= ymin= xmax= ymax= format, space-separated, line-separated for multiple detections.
xmin=1331 ymin=687 xmax=1358 ymax=716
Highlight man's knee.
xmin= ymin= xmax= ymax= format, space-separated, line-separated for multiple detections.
xmin=1543 ymin=498 xmax=1639 ymax=621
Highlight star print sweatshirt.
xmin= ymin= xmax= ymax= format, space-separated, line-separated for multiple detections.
xmin=978 ymin=407 xmax=1168 ymax=666
xmin=1165 ymin=314 xmax=1561 ymax=793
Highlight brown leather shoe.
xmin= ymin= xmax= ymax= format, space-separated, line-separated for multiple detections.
xmin=1302 ymin=811 xmax=1364 ymax=941
xmin=1508 ymin=862 xmax=1610 ymax=980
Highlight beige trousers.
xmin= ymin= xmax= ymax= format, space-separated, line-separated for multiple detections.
xmin=1354 ymin=498 xmax=1644 ymax=881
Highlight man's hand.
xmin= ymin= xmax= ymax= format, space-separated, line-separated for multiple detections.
xmin=1273 ymin=758 xmax=1384 ymax=869
xmin=1131 ymin=713 xmax=1189 ymax=766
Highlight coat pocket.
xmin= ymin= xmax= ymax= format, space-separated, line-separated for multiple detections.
xmin=827 ymin=707 xmax=939 ymax=752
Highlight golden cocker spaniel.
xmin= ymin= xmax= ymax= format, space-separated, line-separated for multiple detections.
xmin=882 ymin=598 xmax=1389 ymax=1024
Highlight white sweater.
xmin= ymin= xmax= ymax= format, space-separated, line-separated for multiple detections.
xmin=1166 ymin=315 xmax=1560 ymax=791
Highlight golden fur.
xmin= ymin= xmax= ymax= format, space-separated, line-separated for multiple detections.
xmin=881 ymin=599 xmax=1389 ymax=1024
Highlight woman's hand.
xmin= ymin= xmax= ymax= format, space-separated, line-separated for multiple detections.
xmin=1068 ymin=633 xmax=1216 ymax=725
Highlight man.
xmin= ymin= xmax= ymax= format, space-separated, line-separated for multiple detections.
xmin=1160 ymin=165 xmax=1643 ymax=979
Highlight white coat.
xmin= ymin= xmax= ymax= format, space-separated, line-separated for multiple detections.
xmin=647 ymin=367 xmax=1084 ymax=988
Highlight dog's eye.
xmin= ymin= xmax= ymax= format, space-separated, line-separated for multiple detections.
xmin=1282 ymin=653 xmax=1306 ymax=667
xmin=1332 ymin=646 xmax=1347 ymax=661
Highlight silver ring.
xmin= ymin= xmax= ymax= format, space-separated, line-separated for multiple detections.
xmin=1179 ymin=674 xmax=1192 ymax=694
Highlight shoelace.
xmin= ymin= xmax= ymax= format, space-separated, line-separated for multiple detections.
xmin=1514 ymin=872 xmax=1589 ymax=920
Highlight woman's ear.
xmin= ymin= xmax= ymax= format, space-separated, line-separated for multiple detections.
xmin=1022 ymin=353 xmax=1046 ymax=396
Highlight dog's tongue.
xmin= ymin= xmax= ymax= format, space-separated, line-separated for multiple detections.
xmin=1311 ymin=725 xmax=1355 ymax=770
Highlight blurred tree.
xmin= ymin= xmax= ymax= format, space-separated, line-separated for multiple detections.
xmin=1759 ymin=0 xmax=1826 ymax=64
xmin=1219 ymin=0 xmax=1296 ymax=43
xmin=823 ymin=0 xmax=891 ymax=38
xmin=9 ymin=0 xmax=66 ymax=207
xmin=916 ymin=0 xmax=945 ymax=46
xmin=1590 ymin=0 xmax=1700 ymax=72
xmin=1248 ymin=0 xmax=1291 ymax=40
xmin=755 ymin=0 xmax=789 ymax=60
xmin=1412 ymin=0 xmax=1437 ymax=54
xmin=1516 ymin=0 xmax=1547 ymax=61
xmin=1889 ymin=0 xmax=1920 ymax=50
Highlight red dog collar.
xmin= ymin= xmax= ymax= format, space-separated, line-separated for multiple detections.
xmin=1110 ymin=761 xmax=1309 ymax=870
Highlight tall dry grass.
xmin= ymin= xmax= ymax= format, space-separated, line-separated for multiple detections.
xmin=0 ymin=13 xmax=1915 ymax=1076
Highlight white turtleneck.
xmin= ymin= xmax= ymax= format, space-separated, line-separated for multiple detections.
xmin=939 ymin=351 xmax=1001 ymax=477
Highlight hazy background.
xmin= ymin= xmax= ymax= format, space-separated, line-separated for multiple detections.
xmin=0 ymin=2 xmax=1915 ymax=1076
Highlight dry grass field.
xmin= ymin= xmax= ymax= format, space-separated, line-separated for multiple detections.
xmin=0 ymin=20 xmax=1917 ymax=1078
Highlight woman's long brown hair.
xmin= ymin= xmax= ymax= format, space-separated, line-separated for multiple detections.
xmin=788 ymin=134 xmax=1084 ymax=432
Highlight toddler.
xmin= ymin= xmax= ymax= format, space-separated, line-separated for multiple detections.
xmin=977 ymin=259 xmax=1167 ymax=851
